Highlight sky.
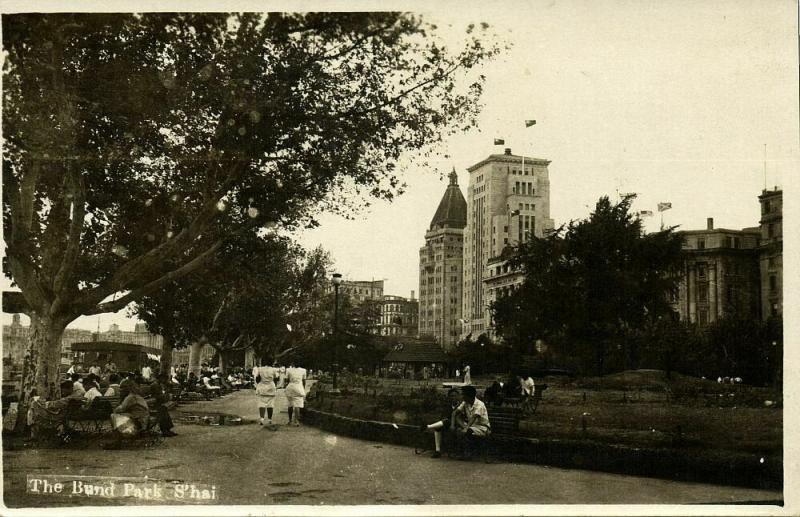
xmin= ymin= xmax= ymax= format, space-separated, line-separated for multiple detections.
xmin=2 ymin=1 xmax=798 ymax=332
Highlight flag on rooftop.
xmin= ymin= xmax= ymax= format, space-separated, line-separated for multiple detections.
xmin=657 ymin=202 xmax=672 ymax=212
xmin=494 ymin=138 xmax=505 ymax=145
xmin=525 ymin=120 xmax=537 ymax=127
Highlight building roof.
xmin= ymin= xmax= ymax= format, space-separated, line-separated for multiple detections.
xmin=467 ymin=151 xmax=550 ymax=172
xmin=70 ymin=341 xmax=150 ymax=353
xmin=429 ymin=168 xmax=467 ymax=230
xmin=382 ymin=340 xmax=450 ymax=364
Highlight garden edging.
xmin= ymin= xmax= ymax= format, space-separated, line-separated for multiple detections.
xmin=302 ymin=407 xmax=781 ymax=491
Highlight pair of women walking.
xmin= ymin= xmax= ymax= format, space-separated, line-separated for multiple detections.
xmin=254 ymin=361 xmax=307 ymax=427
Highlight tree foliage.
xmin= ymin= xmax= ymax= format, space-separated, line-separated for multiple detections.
xmin=132 ymin=236 xmax=332 ymax=369
xmin=3 ymin=12 xmax=499 ymax=400
xmin=492 ymin=195 xmax=684 ymax=375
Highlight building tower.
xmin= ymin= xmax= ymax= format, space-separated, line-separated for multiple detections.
xmin=418 ymin=168 xmax=467 ymax=350
xmin=462 ymin=148 xmax=554 ymax=338
xmin=758 ymin=188 xmax=782 ymax=320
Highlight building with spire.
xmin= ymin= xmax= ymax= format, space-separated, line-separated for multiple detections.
xmin=463 ymin=148 xmax=554 ymax=338
xmin=418 ymin=168 xmax=467 ymax=350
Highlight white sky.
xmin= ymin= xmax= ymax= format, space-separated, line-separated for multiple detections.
xmin=2 ymin=1 xmax=798 ymax=332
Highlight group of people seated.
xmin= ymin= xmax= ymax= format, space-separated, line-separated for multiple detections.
xmin=26 ymin=366 xmax=178 ymax=442
xmin=170 ymin=364 xmax=248 ymax=400
xmin=482 ymin=373 xmax=536 ymax=406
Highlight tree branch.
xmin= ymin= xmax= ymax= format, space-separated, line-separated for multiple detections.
xmin=84 ymin=238 xmax=225 ymax=315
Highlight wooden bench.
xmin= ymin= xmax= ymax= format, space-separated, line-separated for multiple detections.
xmin=64 ymin=395 xmax=175 ymax=437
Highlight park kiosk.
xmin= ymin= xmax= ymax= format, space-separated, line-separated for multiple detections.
xmin=69 ymin=341 xmax=156 ymax=373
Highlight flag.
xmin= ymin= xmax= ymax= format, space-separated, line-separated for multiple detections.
xmin=657 ymin=202 xmax=672 ymax=212
xmin=638 ymin=210 xmax=653 ymax=217
xmin=525 ymin=120 xmax=537 ymax=127
xmin=494 ymin=138 xmax=505 ymax=145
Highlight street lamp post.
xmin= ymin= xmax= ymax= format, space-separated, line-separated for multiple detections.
xmin=331 ymin=273 xmax=343 ymax=390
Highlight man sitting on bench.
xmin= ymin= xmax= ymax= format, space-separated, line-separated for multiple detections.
xmin=452 ymin=385 xmax=491 ymax=458
xmin=419 ymin=388 xmax=462 ymax=458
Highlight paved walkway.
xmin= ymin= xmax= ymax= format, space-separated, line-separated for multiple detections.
xmin=2 ymin=389 xmax=783 ymax=507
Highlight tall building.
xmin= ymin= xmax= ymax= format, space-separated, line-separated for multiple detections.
xmin=418 ymin=168 xmax=467 ymax=350
xmin=463 ymin=148 xmax=554 ymax=338
xmin=672 ymin=188 xmax=783 ymax=325
xmin=378 ymin=293 xmax=419 ymax=337
xmin=758 ymin=188 xmax=782 ymax=320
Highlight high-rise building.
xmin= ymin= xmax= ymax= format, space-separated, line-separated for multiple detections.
xmin=462 ymin=148 xmax=554 ymax=337
xmin=418 ymin=168 xmax=467 ymax=350
xmin=758 ymin=188 xmax=782 ymax=320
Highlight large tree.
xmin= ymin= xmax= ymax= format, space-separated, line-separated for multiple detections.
xmin=492 ymin=195 xmax=684 ymax=376
xmin=3 ymin=13 xmax=499 ymax=404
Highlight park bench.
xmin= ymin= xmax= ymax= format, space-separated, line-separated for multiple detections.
xmin=63 ymin=394 xmax=175 ymax=438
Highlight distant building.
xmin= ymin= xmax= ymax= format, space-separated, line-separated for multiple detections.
xmin=483 ymin=254 xmax=526 ymax=336
xmin=758 ymin=188 xmax=782 ymax=320
xmin=2 ymin=314 xmax=28 ymax=366
xmin=463 ymin=148 xmax=554 ymax=338
xmin=378 ymin=293 xmax=419 ymax=337
xmin=672 ymin=218 xmax=761 ymax=325
xmin=99 ymin=322 xmax=163 ymax=351
xmin=330 ymin=279 xmax=384 ymax=305
xmin=418 ymin=168 xmax=467 ymax=350
xmin=672 ymin=188 xmax=782 ymax=325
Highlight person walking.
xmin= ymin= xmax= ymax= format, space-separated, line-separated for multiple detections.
xmin=255 ymin=361 xmax=279 ymax=427
xmin=284 ymin=363 xmax=307 ymax=426
xmin=463 ymin=365 xmax=472 ymax=385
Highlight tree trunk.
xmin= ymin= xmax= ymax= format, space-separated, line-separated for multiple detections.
xmin=218 ymin=350 xmax=228 ymax=375
xmin=15 ymin=312 xmax=68 ymax=432
xmin=160 ymin=337 xmax=174 ymax=376
xmin=188 ymin=341 xmax=203 ymax=377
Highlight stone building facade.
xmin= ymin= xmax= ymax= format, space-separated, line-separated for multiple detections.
xmin=378 ymin=294 xmax=419 ymax=337
xmin=418 ymin=169 xmax=467 ymax=350
xmin=463 ymin=148 xmax=554 ymax=338
xmin=672 ymin=188 xmax=783 ymax=325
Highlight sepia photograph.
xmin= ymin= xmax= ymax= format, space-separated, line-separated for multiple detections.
xmin=0 ymin=1 xmax=796 ymax=515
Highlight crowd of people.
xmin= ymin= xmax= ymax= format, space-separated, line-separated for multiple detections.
xmin=27 ymin=363 xmax=178 ymax=443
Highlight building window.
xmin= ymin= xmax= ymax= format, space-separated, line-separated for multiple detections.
xmin=769 ymin=275 xmax=777 ymax=292
xmin=733 ymin=237 xmax=740 ymax=249
xmin=697 ymin=239 xmax=705 ymax=249
xmin=698 ymin=310 xmax=708 ymax=325
xmin=771 ymin=303 xmax=779 ymax=317
xmin=768 ymin=257 xmax=776 ymax=269
xmin=698 ymin=286 xmax=708 ymax=302
xmin=697 ymin=265 xmax=706 ymax=278
xmin=768 ymin=224 xmax=774 ymax=238
xmin=724 ymin=236 xmax=732 ymax=248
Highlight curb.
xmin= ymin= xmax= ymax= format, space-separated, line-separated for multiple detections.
xmin=302 ymin=407 xmax=782 ymax=490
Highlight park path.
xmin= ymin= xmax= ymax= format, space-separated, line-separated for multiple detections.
xmin=2 ymin=388 xmax=783 ymax=508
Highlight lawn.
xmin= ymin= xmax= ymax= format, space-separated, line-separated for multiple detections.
xmin=309 ymin=369 xmax=782 ymax=455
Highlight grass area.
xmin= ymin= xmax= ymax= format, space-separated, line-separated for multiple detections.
xmin=310 ymin=369 xmax=782 ymax=455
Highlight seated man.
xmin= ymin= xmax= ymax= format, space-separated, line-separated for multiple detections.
xmin=110 ymin=379 xmax=149 ymax=438
xmin=27 ymin=381 xmax=84 ymax=439
xmin=451 ymin=385 xmax=491 ymax=457
xmin=419 ymin=388 xmax=463 ymax=458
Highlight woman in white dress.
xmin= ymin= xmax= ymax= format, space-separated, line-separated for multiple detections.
xmin=463 ymin=365 xmax=471 ymax=385
xmin=255 ymin=361 xmax=279 ymax=426
xmin=284 ymin=363 xmax=307 ymax=426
